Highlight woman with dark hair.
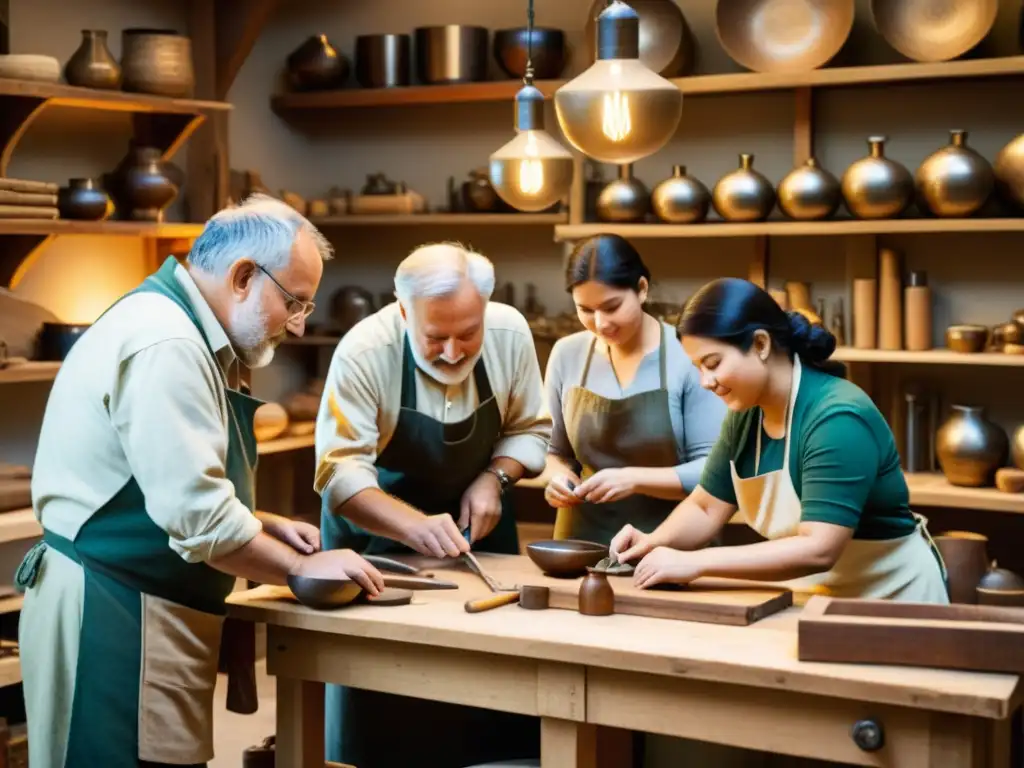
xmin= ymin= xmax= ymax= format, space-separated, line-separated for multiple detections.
xmin=543 ymin=234 xmax=727 ymax=544
xmin=610 ymin=277 xmax=948 ymax=602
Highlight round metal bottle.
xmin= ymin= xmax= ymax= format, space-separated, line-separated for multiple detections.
xmin=777 ymin=157 xmax=841 ymax=221
xmin=712 ymin=153 xmax=775 ymax=222
xmin=596 ymin=164 xmax=650 ymax=223
xmin=841 ymin=136 xmax=913 ymax=219
xmin=994 ymin=132 xmax=1024 ymax=211
xmin=916 ymin=130 xmax=993 ymax=217
xmin=651 ymin=164 xmax=710 ymax=223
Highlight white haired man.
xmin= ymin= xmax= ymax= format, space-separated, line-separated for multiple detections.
xmin=315 ymin=241 xmax=552 ymax=766
xmin=16 ymin=194 xmax=384 ymax=768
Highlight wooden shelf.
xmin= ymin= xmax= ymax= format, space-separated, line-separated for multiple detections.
xmin=555 ymin=218 xmax=1024 ymax=242
xmin=0 ymin=655 xmax=21 ymax=688
xmin=0 ymin=595 xmax=23 ymax=616
xmin=281 ymin=335 xmax=342 ymax=347
xmin=834 ymin=348 xmax=1024 ymax=367
xmin=0 ymin=509 xmax=41 ymax=545
xmin=0 ymin=362 xmax=60 ymax=384
xmin=0 ymin=78 xmax=232 ymax=114
xmin=257 ymin=433 xmax=315 ymax=455
xmin=311 ymin=213 xmax=567 ymax=227
xmin=272 ymin=56 xmax=1024 ymax=112
xmin=905 ymin=473 xmax=1024 ymax=515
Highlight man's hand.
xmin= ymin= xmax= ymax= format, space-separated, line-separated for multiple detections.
xmin=291 ymin=549 xmax=385 ymax=595
xmin=401 ymin=513 xmax=470 ymax=558
xmin=257 ymin=511 xmax=321 ymax=555
xmin=574 ymin=468 xmax=636 ymax=504
xmin=458 ymin=471 xmax=503 ymax=544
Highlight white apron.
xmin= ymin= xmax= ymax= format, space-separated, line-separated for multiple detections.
xmin=729 ymin=357 xmax=949 ymax=602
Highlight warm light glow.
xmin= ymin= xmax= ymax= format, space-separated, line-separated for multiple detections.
xmin=601 ymin=91 xmax=632 ymax=142
xmin=518 ymin=160 xmax=544 ymax=195
xmin=489 ymin=128 xmax=574 ymax=213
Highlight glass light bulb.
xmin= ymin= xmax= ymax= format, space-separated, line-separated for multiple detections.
xmin=555 ymin=57 xmax=681 ymax=165
xmin=490 ymin=128 xmax=574 ymax=213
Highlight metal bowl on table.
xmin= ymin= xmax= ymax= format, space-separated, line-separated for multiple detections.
xmin=715 ymin=0 xmax=854 ymax=73
xmin=869 ymin=0 xmax=998 ymax=63
xmin=526 ymin=539 xmax=609 ymax=578
xmin=287 ymin=574 xmax=364 ymax=610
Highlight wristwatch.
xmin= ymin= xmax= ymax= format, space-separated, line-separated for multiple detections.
xmin=485 ymin=467 xmax=512 ymax=495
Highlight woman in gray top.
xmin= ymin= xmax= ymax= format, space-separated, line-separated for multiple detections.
xmin=544 ymin=234 xmax=728 ymax=545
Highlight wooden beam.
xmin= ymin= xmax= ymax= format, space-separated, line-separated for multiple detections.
xmin=215 ymin=0 xmax=281 ymax=101
xmin=793 ymin=87 xmax=813 ymax=165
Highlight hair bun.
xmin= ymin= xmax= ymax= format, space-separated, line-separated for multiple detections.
xmin=787 ymin=311 xmax=836 ymax=364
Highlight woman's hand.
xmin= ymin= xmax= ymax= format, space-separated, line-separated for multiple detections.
xmin=633 ymin=547 xmax=704 ymax=589
xmin=609 ymin=523 xmax=655 ymax=563
xmin=544 ymin=472 xmax=582 ymax=508
xmin=258 ymin=511 xmax=321 ymax=554
xmin=575 ymin=468 xmax=636 ymax=504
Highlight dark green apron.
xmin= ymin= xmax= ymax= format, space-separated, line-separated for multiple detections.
xmin=16 ymin=257 xmax=262 ymax=768
xmin=322 ymin=335 xmax=538 ymax=767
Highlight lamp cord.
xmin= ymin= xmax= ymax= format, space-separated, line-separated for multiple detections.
xmin=524 ymin=0 xmax=535 ymax=85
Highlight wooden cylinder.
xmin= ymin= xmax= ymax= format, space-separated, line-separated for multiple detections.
xmin=768 ymin=288 xmax=789 ymax=310
xmin=852 ymin=278 xmax=877 ymax=349
xmin=878 ymin=248 xmax=903 ymax=350
xmin=785 ymin=281 xmax=812 ymax=312
xmin=904 ymin=270 xmax=932 ymax=352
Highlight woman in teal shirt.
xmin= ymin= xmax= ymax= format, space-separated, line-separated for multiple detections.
xmin=611 ymin=277 xmax=948 ymax=601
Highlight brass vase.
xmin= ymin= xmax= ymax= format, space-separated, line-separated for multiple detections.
xmin=115 ymin=146 xmax=178 ymax=222
xmin=841 ymin=136 xmax=913 ymax=219
xmin=994 ymin=132 xmax=1024 ymax=212
xmin=64 ymin=29 xmax=122 ymax=90
xmin=651 ymin=164 xmax=710 ymax=224
xmin=936 ymin=405 xmax=1008 ymax=488
xmin=597 ymin=164 xmax=649 ymax=223
xmin=712 ymin=153 xmax=775 ymax=222
xmin=916 ymin=130 xmax=993 ymax=217
xmin=777 ymin=157 xmax=840 ymax=221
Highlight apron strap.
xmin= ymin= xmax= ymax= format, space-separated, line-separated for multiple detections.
xmin=657 ymin=323 xmax=667 ymax=391
xmin=399 ymin=333 xmax=494 ymax=409
xmin=580 ymin=337 xmax=598 ymax=388
xmin=755 ymin=356 xmax=802 ymax=476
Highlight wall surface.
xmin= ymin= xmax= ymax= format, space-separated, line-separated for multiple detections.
xmin=5 ymin=0 xmax=1024 ymax=480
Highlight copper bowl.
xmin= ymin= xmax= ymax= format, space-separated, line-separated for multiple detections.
xmin=526 ymin=539 xmax=608 ymax=577
xmin=869 ymin=0 xmax=998 ymax=63
xmin=945 ymin=324 xmax=989 ymax=353
xmin=287 ymin=574 xmax=363 ymax=609
xmin=715 ymin=0 xmax=854 ymax=73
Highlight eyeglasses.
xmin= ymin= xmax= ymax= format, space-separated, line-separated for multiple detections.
xmin=257 ymin=265 xmax=315 ymax=320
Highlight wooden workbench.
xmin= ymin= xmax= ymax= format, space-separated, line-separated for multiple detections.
xmin=226 ymin=554 xmax=1021 ymax=767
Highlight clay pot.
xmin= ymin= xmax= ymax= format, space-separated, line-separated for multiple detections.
xmin=712 ymin=153 xmax=775 ymax=222
xmin=651 ymin=164 xmax=710 ymax=224
xmin=945 ymin=324 xmax=988 ymax=353
xmin=578 ymin=568 xmax=614 ymax=616
xmin=916 ymin=130 xmax=994 ymax=217
xmin=254 ymin=403 xmax=289 ymax=442
xmin=585 ymin=0 xmax=694 ymax=77
xmin=121 ymin=28 xmax=195 ymax=98
xmin=116 ymin=146 xmax=178 ymax=222
xmin=990 ymin=322 xmax=1024 ymax=352
xmin=329 ymin=286 xmax=375 ymax=335
xmin=994 ymin=132 xmax=1024 ymax=211
xmin=492 ymin=27 xmax=567 ymax=80
xmin=597 ymin=164 xmax=650 ymax=223
xmin=355 ymin=34 xmax=410 ymax=89
xmin=286 ymin=34 xmax=349 ymax=91
xmin=64 ymin=29 xmax=122 ymax=90
xmin=976 ymin=561 xmax=1024 ymax=607
xmin=777 ymin=157 xmax=841 ymax=221
xmin=934 ymin=531 xmax=988 ymax=604
xmin=841 ymin=136 xmax=914 ymax=219
xmin=57 ymin=178 xmax=112 ymax=221
xmin=936 ymin=405 xmax=1008 ymax=488
xmin=462 ymin=168 xmax=500 ymax=212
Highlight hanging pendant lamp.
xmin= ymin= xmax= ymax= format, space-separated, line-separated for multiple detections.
xmin=489 ymin=0 xmax=574 ymax=213
xmin=554 ymin=0 xmax=682 ymax=165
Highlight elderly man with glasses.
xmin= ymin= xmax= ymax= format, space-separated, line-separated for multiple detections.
xmin=16 ymin=194 xmax=384 ymax=768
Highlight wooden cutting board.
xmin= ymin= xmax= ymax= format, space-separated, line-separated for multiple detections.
xmin=519 ymin=572 xmax=792 ymax=626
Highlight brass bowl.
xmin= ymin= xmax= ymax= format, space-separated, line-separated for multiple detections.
xmin=869 ymin=0 xmax=998 ymax=63
xmin=945 ymin=324 xmax=989 ymax=353
xmin=715 ymin=0 xmax=854 ymax=73
xmin=526 ymin=539 xmax=609 ymax=578
xmin=287 ymin=574 xmax=363 ymax=610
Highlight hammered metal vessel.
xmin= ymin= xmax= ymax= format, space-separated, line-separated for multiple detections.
xmin=651 ymin=164 xmax=710 ymax=223
xmin=777 ymin=157 xmax=840 ymax=221
xmin=916 ymin=130 xmax=993 ymax=217
xmin=841 ymin=136 xmax=913 ymax=219
xmin=712 ymin=153 xmax=775 ymax=222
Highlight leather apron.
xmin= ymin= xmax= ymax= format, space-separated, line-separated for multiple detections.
xmin=558 ymin=325 xmax=680 ymax=545
xmin=16 ymin=256 xmax=262 ymax=767
xmin=730 ymin=356 xmax=949 ymax=602
xmin=321 ymin=335 xmax=537 ymax=767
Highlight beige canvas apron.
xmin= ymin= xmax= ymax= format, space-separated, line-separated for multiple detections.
xmin=729 ymin=357 xmax=949 ymax=602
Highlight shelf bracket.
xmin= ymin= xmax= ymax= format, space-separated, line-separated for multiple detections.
xmin=0 ymin=234 xmax=52 ymax=290
xmin=0 ymin=95 xmax=47 ymax=176
xmin=132 ymin=112 xmax=207 ymax=164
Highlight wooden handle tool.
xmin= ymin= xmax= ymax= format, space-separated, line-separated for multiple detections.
xmin=381 ymin=575 xmax=457 ymax=591
xmin=465 ymin=591 xmax=521 ymax=613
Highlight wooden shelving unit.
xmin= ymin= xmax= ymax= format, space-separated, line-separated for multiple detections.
xmin=256 ymin=433 xmax=315 ymax=455
xmin=554 ymin=218 xmax=1024 ymax=242
xmin=0 ymin=362 xmax=61 ymax=384
xmin=0 ymin=656 xmax=21 ymax=689
xmin=833 ymin=348 xmax=1024 ymax=367
xmin=310 ymin=213 xmax=567 ymax=227
xmin=272 ymin=55 xmax=1024 ymax=112
xmin=280 ymin=335 xmax=341 ymax=347
xmin=905 ymin=473 xmax=1024 ymax=515
xmin=0 ymin=510 xmax=41 ymax=545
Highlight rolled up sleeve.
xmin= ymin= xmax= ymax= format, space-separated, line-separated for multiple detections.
xmin=109 ymin=339 xmax=262 ymax=563
xmin=492 ymin=331 xmax=552 ymax=476
xmin=314 ymin=347 xmax=383 ymax=510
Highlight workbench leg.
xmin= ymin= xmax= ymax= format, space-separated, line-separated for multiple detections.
xmin=541 ymin=717 xmax=597 ymax=768
xmin=276 ymin=677 xmax=325 ymax=768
